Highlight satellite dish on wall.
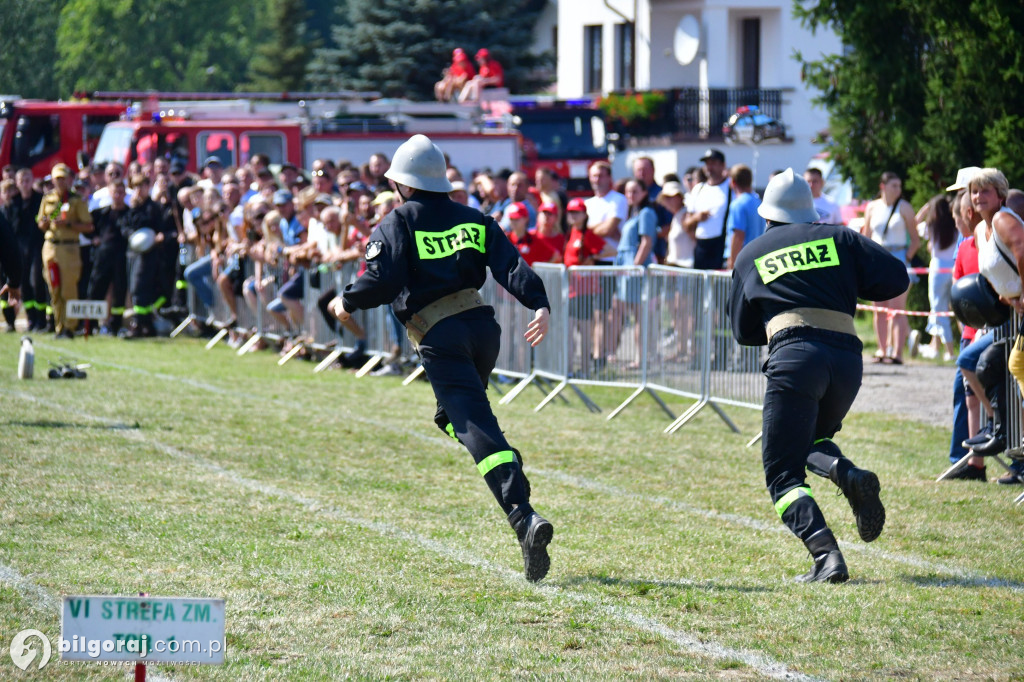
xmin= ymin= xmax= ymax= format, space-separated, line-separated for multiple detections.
xmin=673 ymin=15 xmax=701 ymax=65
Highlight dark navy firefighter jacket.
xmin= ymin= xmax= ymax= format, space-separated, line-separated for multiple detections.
xmin=729 ymin=221 xmax=910 ymax=347
xmin=341 ymin=192 xmax=550 ymax=321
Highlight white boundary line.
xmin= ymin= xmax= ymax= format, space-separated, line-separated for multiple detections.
xmin=28 ymin=344 xmax=1024 ymax=591
xmin=0 ymin=561 xmax=174 ymax=680
xmin=3 ymin=390 xmax=822 ymax=681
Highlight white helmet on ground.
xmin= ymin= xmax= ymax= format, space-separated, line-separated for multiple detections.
xmin=757 ymin=168 xmax=820 ymax=224
xmin=384 ymin=134 xmax=453 ymax=193
xmin=129 ymin=227 xmax=156 ymax=253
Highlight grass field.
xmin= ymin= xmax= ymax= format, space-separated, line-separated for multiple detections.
xmin=1 ymin=333 xmax=1022 ymax=681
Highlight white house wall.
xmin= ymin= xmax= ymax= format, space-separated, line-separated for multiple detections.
xmin=556 ymin=0 xmax=843 ymax=189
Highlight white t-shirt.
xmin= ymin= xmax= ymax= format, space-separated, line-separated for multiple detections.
xmin=977 ymin=208 xmax=1024 ymax=299
xmin=308 ymin=218 xmax=339 ymax=256
xmin=228 ymin=204 xmax=245 ymax=241
xmin=665 ymin=208 xmax=695 ymax=267
xmin=585 ymin=190 xmax=627 ymax=252
xmin=813 ymin=194 xmax=842 ymax=224
xmin=688 ymin=180 xmax=729 ymax=240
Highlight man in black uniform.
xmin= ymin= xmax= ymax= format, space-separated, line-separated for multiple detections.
xmin=11 ymin=169 xmax=46 ymax=331
xmin=729 ymin=169 xmax=909 ymax=583
xmin=124 ymin=174 xmax=168 ymax=338
xmin=0 ymin=205 xmax=23 ymax=313
xmin=329 ymin=134 xmax=554 ymax=582
xmin=87 ymin=182 xmax=132 ymax=335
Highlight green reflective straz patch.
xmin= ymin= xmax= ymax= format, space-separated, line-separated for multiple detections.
xmin=755 ymin=237 xmax=839 ymax=284
xmin=415 ymin=223 xmax=486 ymax=260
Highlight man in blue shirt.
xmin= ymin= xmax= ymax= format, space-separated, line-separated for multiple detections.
xmin=274 ymin=190 xmax=305 ymax=245
xmin=726 ymin=164 xmax=763 ymax=269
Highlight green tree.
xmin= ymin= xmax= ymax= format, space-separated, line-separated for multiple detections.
xmin=245 ymin=0 xmax=316 ymax=92
xmin=0 ymin=0 xmax=67 ymax=99
xmin=795 ymin=0 xmax=1024 ymax=205
xmin=308 ymin=0 xmax=553 ymax=99
xmin=55 ymin=0 xmax=269 ymax=94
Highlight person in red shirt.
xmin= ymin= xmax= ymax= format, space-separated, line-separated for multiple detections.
xmin=506 ymin=202 xmax=557 ymax=266
xmin=459 ymin=48 xmax=506 ymax=102
xmin=535 ymin=203 xmax=565 ymax=259
xmin=563 ymin=197 xmax=613 ymax=372
xmin=948 ymin=185 xmax=993 ymax=478
xmin=434 ymin=48 xmax=477 ymax=102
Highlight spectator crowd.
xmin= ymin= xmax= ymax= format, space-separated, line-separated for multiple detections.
xmin=1 ymin=141 xmax=1022 ymax=484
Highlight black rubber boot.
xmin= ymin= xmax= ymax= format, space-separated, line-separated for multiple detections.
xmin=795 ymin=528 xmax=849 ymax=584
xmin=830 ymin=459 xmax=885 ymax=543
xmin=508 ymin=503 xmax=553 ymax=582
xmin=512 ymin=448 xmax=531 ymax=501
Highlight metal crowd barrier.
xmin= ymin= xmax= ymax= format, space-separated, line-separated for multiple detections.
xmin=178 ymin=256 xmax=770 ymax=437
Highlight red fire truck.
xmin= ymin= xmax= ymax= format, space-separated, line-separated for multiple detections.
xmin=91 ymin=93 xmax=523 ymax=177
xmin=0 ymin=98 xmax=126 ymax=177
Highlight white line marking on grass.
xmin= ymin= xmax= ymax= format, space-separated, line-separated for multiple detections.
xmin=4 ymin=391 xmax=822 ymax=681
xmin=23 ymin=350 xmax=1024 ymax=592
xmin=0 ymin=563 xmax=175 ymax=681
xmin=533 ymin=469 xmax=1024 ymax=592
xmin=0 ymin=561 xmax=60 ymax=612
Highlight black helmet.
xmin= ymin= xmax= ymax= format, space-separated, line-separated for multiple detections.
xmin=950 ymin=273 xmax=1011 ymax=328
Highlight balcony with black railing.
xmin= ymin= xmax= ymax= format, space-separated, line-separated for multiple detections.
xmin=598 ymin=87 xmax=787 ymax=142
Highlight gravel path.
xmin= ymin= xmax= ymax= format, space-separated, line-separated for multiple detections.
xmin=853 ymin=358 xmax=955 ymax=428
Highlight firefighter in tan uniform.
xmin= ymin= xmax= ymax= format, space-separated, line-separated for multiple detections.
xmin=37 ymin=163 xmax=93 ymax=337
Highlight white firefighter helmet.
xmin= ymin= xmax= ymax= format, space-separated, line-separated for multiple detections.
xmin=384 ymin=134 xmax=453 ymax=193
xmin=757 ymin=168 xmax=820 ymax=224
xmin=129 ymin=227 xmax=156 ymax=253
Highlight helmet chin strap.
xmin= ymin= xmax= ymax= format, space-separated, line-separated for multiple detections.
xmin=394 ymin=183 xmax=411 ymax=202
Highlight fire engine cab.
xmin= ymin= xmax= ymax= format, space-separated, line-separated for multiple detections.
xmin=0 ymin=98 xmax=125 ymax=177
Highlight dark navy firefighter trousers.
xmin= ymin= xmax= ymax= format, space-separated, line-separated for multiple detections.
xmin=418 ymin=307 xmax=529 ymax=514
xmin=762 ymin=328 xmax=862 ymax=542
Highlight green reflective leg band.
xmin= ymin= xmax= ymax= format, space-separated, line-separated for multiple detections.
xmin=774 ymin=486 xmax=814 ymax=518
xmin=134 ymin=304 xmax=153 ymax=315
xmin=0 ymin=300 xmax=9 ymax=309
xmin=477 ymin=450 xmax=516 ymax=476
xmin=153 ymin=296 xmax=167 ymax=310
xmin=175 ymin=280 xmax=188 ymax=290
xmin=111 ymin=307 xmax=125 ymax=315
xmin=445 ymin=423 xmax=459 ymax=441
xmin=46 ymin=306 xmax=53 ymax=314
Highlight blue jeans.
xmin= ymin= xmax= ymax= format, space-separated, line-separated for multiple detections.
xmin=950 ymin=337 xmax=970 ymax=464
xmin=183 ymin=255 xmax=215 ymax=308
xmin=951 ymin=332 xmax=994 ymax=463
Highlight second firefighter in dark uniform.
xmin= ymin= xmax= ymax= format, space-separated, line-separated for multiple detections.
xmin=729 ymin=169 xmax=909 ymax=582
xmin=330 ymin=134 xmax=554 ymax=581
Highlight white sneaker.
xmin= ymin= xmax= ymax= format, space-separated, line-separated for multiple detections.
xmin=919 ymin=345 xmax=937 ymax=359
xmin=907 ymin=330 xmax=920 ymax=358
xmin=371 ymin=363 xmax=402 ymax=377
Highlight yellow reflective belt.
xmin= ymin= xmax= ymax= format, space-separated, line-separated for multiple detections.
xmin=477 ymin=450 xmax=516 ymax=476
xmin=774 ymin=486 xmax=814 ymax=518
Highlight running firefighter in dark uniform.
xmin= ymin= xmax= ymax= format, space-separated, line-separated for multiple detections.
xmin=729 ymin=169 xmax=909 ymax=583
xmin=330 ymin=134 xmax=554 ymax=581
